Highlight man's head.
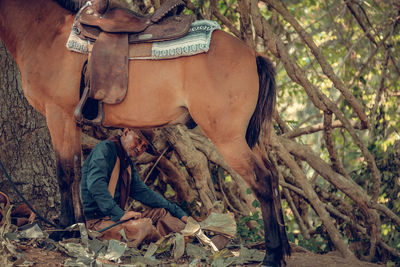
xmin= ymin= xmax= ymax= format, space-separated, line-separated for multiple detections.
xmin=120 ymin=128 xmax=148 ymax=158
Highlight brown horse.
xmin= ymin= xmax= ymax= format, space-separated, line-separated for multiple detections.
xmin=0 ymin=0 xmax=289 ymax=265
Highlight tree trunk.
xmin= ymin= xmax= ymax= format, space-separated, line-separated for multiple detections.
xmin=0 ymin=41 xmax=59 ymax=221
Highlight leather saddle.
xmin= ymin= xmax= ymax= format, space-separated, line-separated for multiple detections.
xmin=73 ymin=0 xmax=194 ymax=125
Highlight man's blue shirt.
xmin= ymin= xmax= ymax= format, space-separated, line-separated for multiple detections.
xmin=81 ymin=140 xmax=187 ymax=221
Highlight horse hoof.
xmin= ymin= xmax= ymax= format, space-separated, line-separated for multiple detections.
xmin=262 ymin=253 xmax=282 ymax=267
xmin=49 ymin=229 xmax=79 ymax=241
xmin=261 ymin=263 xmax=281 ymax=267
xmin=261 ymin=262 xmax=281 ymax=267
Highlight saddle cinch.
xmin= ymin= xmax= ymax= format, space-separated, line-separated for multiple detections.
xmin=73 ymin=0 xmax=194 ymax=125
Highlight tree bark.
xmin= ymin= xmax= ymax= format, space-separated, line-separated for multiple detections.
xmin=0 ymin=41 xmax=59 ymax=221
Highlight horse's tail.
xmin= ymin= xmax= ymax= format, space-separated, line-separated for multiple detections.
xmin=246 ymin=55 xmax=276 ymax=148
xmin=248 ymin=56 xmax=291 ymax=264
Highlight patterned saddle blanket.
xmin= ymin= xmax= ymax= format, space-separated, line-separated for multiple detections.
xmin=67 ymin=20 xmax=221 ymax=60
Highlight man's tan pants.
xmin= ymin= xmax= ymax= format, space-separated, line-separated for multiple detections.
xmin=86 ymin=208 xmax=185 ymax=247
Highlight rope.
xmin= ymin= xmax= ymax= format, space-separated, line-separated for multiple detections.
xmin=0 ymin=157 xmax=61 ymax=229
xmin=97 ymin=218 xmax=131 ymax=233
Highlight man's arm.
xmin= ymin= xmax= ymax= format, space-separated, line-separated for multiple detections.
xmin=120 ymin=210 xmax=142 ymax=221
xmin=129 ymin=169 xmax=187 ymax=220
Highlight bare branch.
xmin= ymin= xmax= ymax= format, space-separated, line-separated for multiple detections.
xmin=163 ymin=126 xmax=216 ymax=214
xmin=237 ymin=0 xmax=254 ymax=46
xmin=271 ymin=132 xmax=354 ymax=258
xmin=370 ymin=48 xmax=390 ymax=139
xmin=323 ymin=112 xmax=350 ymax=179
xmin=282 ymin=120 xmax=361 ymax=139
xmin=368 ymin=202 xmax=400 ymax=229
xmin=282 ymin=188 xmax=310 ymax=239
xmin=210 ymin=0 xmax=241 ymax=37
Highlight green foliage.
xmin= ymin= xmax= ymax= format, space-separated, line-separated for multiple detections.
xmin=236 ymin=211 xmax=264 ymax=244
xmin=297 ymin=233 xmax=329 ymax=253
xmin=236 ymin=189 xmax=263 ymax=243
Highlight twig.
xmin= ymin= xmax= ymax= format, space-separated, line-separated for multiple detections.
xmin=345 ymin=0 xmax=378 ymax=46
xmin=217 ymin=168 xmax=247 ymax=216
xmin=237 ymin=0 xmax=254 ymax=46
xmin=378 ymin=240 xmax=400 ymax=258
xmin=345 ymin=0 xmax=400 ymax=77
xmin=282 ymin=119 xmax=361 ymax=139
xmin=368 ymin=202 xmax=400 ymax=229
xmin=282 ymin=188 xmax=310 ymax=239
xmin=369 ymin=47 xmax=390 ymax=141
xmin=335 ymin=28 xmax=373 ymax=76
xmin=323 ymin=112 xmax=350 ymax=179
xmin=210 ymin=0 xmax=241 ymax=37
xmin=310 ymin=171 xmax=319 ymax=187
xmin=143 ymin=146 xmax=169 ymax=183
xmin=273 ymin=110 xmax=291 ymax=134
xmin=280 ymin=181 xmax=305 ymax=198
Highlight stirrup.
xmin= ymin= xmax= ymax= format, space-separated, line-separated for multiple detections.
xmin=74 ymin=86 xmax=104 ymax=127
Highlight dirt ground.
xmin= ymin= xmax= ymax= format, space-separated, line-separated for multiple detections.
xmin=19 ymin=245 xmax=384 ymax=267
xmin=21 ymin=247 xmax=66 ymax=267
xmin=285 ymin=251 xmax=384 ymax=267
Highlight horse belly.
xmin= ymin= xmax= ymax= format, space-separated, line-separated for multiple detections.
xmin=103 ymin=102 xmax=188 ymax=128
xmin=102 ymin=58 xmax=187 ymax=128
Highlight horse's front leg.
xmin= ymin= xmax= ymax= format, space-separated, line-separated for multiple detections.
xmin=46 ymin=104 xmax=83 ymax=226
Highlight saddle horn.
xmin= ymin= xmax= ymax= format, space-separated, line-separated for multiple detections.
xmin=90 ymin=0 xmax=109 ymax=14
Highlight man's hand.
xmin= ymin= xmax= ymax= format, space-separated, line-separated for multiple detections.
xmin=181 ymin=216 xmax=188 ymax=223
xmin=120 ymin=211 xmax=141 ymax=221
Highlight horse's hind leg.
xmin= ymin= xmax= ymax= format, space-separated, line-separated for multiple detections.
xmin=254 ymin=152 xmax=289 ymax=266
xmin=214 ymin=139 xmax=286 ymax=267
xmin=46 ymin=104 xmax=83 ymax=227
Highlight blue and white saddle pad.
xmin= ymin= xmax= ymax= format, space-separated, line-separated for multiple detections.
xmin=66 ymin=4 xmax=221 ymax=60
xmin=149 ymin=20 xmax=220 ymax=59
